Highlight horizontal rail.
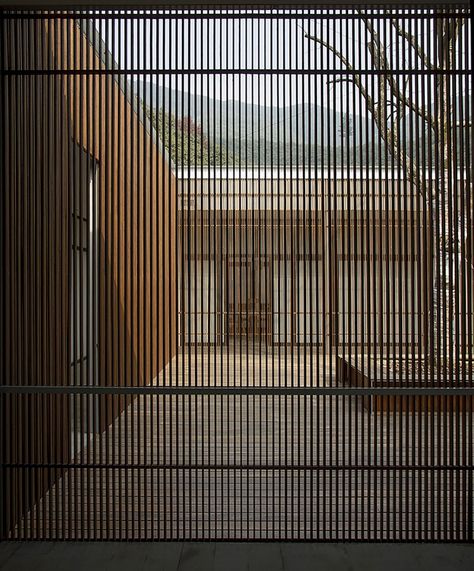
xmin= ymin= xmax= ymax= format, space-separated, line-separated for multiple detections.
xmin=1 ymin=385 xmax=473 ymax=395
xmin=3 ymin=463 xmax=474 ymax=470
xmin=2 ymin=69 xmax=470 ymax=76
xmin=0 ymin=0 xmax=469 ymax=9
xmin=0 ymin=12 xmax=470 ymax=20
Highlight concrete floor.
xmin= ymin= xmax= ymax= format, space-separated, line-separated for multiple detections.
xmin=1 ymin=541 xmax=474 ymax=571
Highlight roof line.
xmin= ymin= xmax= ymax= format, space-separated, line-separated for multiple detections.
xmin=76 ymin=18 xmax=176 ymax=171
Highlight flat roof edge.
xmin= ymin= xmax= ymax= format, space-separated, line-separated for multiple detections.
xmin=0 ymin=1 xmax=470 ymax=9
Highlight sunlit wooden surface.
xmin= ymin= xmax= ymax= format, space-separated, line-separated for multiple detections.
xmin=20 ymin=348 xmax=473 ymax=540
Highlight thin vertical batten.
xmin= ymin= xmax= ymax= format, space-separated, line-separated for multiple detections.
xmin=0 ymin=4 xmax=472 ymax=542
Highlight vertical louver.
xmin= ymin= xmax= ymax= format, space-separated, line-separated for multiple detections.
xmin=0 ymin=4 xmax=472 ymax=540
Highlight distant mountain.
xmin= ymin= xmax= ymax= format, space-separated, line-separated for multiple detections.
xmin=134 ymin=80 xmax=471 ymax=167
xmin=134 ymin=80 xmax=369 ymax=149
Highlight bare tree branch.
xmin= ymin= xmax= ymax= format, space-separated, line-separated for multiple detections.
xmin=307 ymin=22 xmax=428 ymax=200
xmin=304 ymin=31 xmax=374 ymax=114
xmin=359 ymin=17 xmax=428 ymax=201
xmin=387 ymin=15 xmax=435 ymax=70
xmin=306 ymin=26 xmax=435 ymax=132
xmin=361 ymin=16 xmax=436 ymax=130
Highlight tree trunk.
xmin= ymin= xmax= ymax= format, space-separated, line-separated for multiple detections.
xmin=428 ymin=18 xmax=463 ymax=375
xmin=306 ymin=15 xmax=467 ymax=375
xmin=430 ymin=191 xmax=470 ymax=376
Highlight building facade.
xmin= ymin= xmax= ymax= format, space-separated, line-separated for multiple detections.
xmin=177 ymin=167 xmax=433 ymax=352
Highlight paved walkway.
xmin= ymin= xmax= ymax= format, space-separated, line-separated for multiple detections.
xmin=1 ymin=541 xmax=474 ymax=571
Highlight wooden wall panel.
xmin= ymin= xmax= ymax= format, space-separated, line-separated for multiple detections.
xmin=1 ymin=17 xmax=178 ymax=536
xmin=1 ymin=18 xmax=71 ymax=536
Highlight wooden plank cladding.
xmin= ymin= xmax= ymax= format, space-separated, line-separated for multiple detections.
xmin=1 ymin=16 xmax=177 ymax=535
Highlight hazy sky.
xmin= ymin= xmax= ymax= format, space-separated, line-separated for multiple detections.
xmin=97 ymin=12 xmax=471 ymax=116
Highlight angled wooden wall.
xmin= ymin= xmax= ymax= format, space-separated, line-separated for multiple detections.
xmin=1 ymin=16 xmax=177 ymax=538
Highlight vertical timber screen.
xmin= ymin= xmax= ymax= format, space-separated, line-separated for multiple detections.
xmin=0 ymin=3 xmax=473 ymax=541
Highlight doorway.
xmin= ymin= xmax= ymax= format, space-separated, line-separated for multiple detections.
xmin=227 ymin=256 xmax=271 ymax=342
